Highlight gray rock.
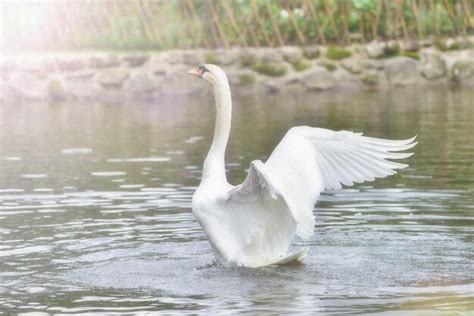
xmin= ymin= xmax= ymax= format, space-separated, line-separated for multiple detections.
xmin=284 ymin=75 xmax=301 ymax=85
xmin=280 ymin=46 xmax=303 ymax=64
xmin=7 ymin=72 xmax=45 ymax=100
xmin=419 ymin=39 xmax=434 ymax=47
xmin=94 ymin=68 xmax=129 ymax=89
xmin=56 ymin=57 xmax=86 ymax=71
xmin=332 ymin=68 xmax=363 ymax=91
xmin=235 ymin=71 xmax=256 ymax=86
xmin=162 ymin=51 xmax=181 ymax=65
xmin=384 ymin=40 xmax=400 ymax=55
xmin=341 ymin=59 xmax=363 ymax=74
xmin=263 ymin=81 xmax=280 ymax=94
xmin=159 ymin=73 xmax=207 ymax=95
xmin=252 ymin=62 xmax=287 ymax=77
xmin=204 ymin=51 xmax=220 ymax=64
xmin=66 ymin=69 xmax=97 ymax=80
xmin=240 ymin=49 xmax=258 ymax=67
xmin=303 ymin=67 xmax=336 ymax=91
xmin=0 ymin=60 xmax=16 ymax=81
xmin=215 ymin=49 xmax=238 ymax=65
xmin=456 ymin=37 xmax=472 ymax=49
xmin=444 ymin=38 xmax=459 ymax=50
xmin=385 ymin=57 xmax=419 ymax=86
xmin=420 ymin=53 xmax=446 ymax=80
xmin=261 ymin=49 xmax=283 ymax=63
xmin=18 ymin=57 xmax=56 ymax=75
xmin=47 ymin=79 xmax=67 ymax=101
xmin=90 ymin=54 xmax=119 ymax=68
xmin=181 ymin=52 xmax=202 ymax=66
xmin=366 ymin=41 xmax=385 ymax=59
xmin=361 ymin=59 xmax=384 ymax=70
xmin=303 ymin=46 xmax=320 ymax=59
xmin=153 ymin=67 xmax=168 ymax=76
xmin=64 ymin=78 xmax=96 ymax=99
xmin=401 ymin=40 xmax=420 ymax=52
xmin=127 ymin=72 xmax=157 ymax=94
xmin=451 ymin=59 xmax=474 ymax=83
xmin=122 ymin=54 xmax=149 ymax=67
xmin=362 ymin=70 xmax=380 ymax=86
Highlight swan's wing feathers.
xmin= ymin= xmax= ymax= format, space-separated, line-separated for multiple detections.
xmin=227 ymin=161 xmax=277 ymax=202
xmin=264 ymin=126 xmax=416 ymax=239
xmin=295 ymin=127 xmax=417 ymax=190
xmin=220 ymin=160 xmax=297 ymax=266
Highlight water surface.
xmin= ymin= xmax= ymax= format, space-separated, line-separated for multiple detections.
xmin=0 ymin=88 xmax=473 ymax=314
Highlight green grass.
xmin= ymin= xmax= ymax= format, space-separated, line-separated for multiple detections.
xmin=238 ymin=73 xmax=256 ymax=85
xmin=400 ymin=51 xmax=420 ymax=60
xmin=319 ymin=61 xmax=337 ymax=72
xmin=252 ymin=62 xmax=287 ymax=77
xmin=326 ymin=47 xmax=351 ymax=60
xmin=293 ymin=60 xmax=312 ymax=72
xmin=205 ymin=52 xmax=220 ymax=64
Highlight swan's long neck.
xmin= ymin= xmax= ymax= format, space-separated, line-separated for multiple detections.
xmin=202 ymin=77 xmax=232 ymax=184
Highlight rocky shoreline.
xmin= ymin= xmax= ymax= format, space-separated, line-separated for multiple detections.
xmin=1 ymin=37 xmax=474 ymax=102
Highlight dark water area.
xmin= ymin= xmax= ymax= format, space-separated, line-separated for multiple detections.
xmin=0 ymin=88 xmax=473 ymax=314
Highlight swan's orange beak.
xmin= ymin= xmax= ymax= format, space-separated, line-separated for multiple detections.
xmin=187 ymin=67 xmax=204 ymax=77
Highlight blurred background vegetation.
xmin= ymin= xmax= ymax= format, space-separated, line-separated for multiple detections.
xmin=1 ymin=0 xmax=473 ymax=51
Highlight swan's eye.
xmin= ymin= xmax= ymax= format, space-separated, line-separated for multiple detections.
xmin=199 ymin=66 xmax=209 ymax=74
xmin=187 ymin=65 xmax=209 ymax=77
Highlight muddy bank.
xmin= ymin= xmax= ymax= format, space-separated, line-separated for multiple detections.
xmin=1 ymin=37 xmax=474 ymax=102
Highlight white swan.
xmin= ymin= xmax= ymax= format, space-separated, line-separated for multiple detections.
xmin=188 ymin=64 xmax=417 ymax=268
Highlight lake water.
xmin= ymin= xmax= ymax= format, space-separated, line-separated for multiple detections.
xmin=1 ymin=87 xmax=473 ymax=314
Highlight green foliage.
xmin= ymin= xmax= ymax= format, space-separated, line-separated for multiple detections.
xmin=352 ymin=0 xmax=379 ymax=13
xmin=400 ymin=51 xmax=420 ymax=60
xmin=238 ymin=73 xmax=256 ymax=85
xmin=205 ymin=52 xmax=220 ymax=64
xmin=2 ymin=0 xmax=473 ymax=51
xmin=293 ymin=59 xmax=312 ymax=72
xmin=252 ymin=62 xmax=287 ymax=77
xmin=326 ymin=47 xmax=352 ymax=60
xmin=319 ymin=61 xmax=337 ymax=72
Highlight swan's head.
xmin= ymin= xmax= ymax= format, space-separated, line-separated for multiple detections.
xmin=187 ymin=64 xmax=228 ymax=87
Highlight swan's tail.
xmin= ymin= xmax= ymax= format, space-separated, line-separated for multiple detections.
xmin=273 ymin=248 xmax=308 ymax=265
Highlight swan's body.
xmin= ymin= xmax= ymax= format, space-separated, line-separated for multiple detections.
xmin=188 ymin=64 xmax=417 ymax=268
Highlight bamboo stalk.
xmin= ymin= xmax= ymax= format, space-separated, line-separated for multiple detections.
xmin=443 ymin=0 xmax=458 ymax=35
xmin=221 ymin=0 xmax=247 ymax=47
xmin=250 ymin=0 xmax=273 ymax=47
xmin=429 ymin=0 xmax=440 ymax=37
xmin=204 ymin=0 xmax=230 ymax=48
xmin=340 ymin=0 xmax=351 ymax=44
xmin=304 ymin=0 xmax=327 ymax=44
xmin=131 ymin=0 xmax=152 ymax=46
xmin=323 ymin=0 xmax=340 ymax=43
xmin=397 ymin=0 xmax=409 ymax=39
xmin=411 ymin=0 xmax=422 ymax=38
xmin=185 ymin=0 xmax=212 ymax=49
xmin=240 ymin=3 xmax=261 ymax=47
xmin=264 ymin=0 xmax=284 ymax=46
xmin=461 ymin=0 xmax=473 ymax=28
xmin=288 ymin=2 xmax=306 ymax=45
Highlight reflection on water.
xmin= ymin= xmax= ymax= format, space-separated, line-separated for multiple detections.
xmin=0 ymin=88 xmax=473 ymax=314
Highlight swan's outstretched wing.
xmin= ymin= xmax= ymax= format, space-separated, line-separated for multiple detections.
xmin=219 ymin=127 xmax=416 ymax=266
xmin=264 ymin=126 xmax=417 ymax=239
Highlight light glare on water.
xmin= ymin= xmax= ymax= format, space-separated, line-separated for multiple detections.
xmin=0 ymin=88 xmax=473 ymax=314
